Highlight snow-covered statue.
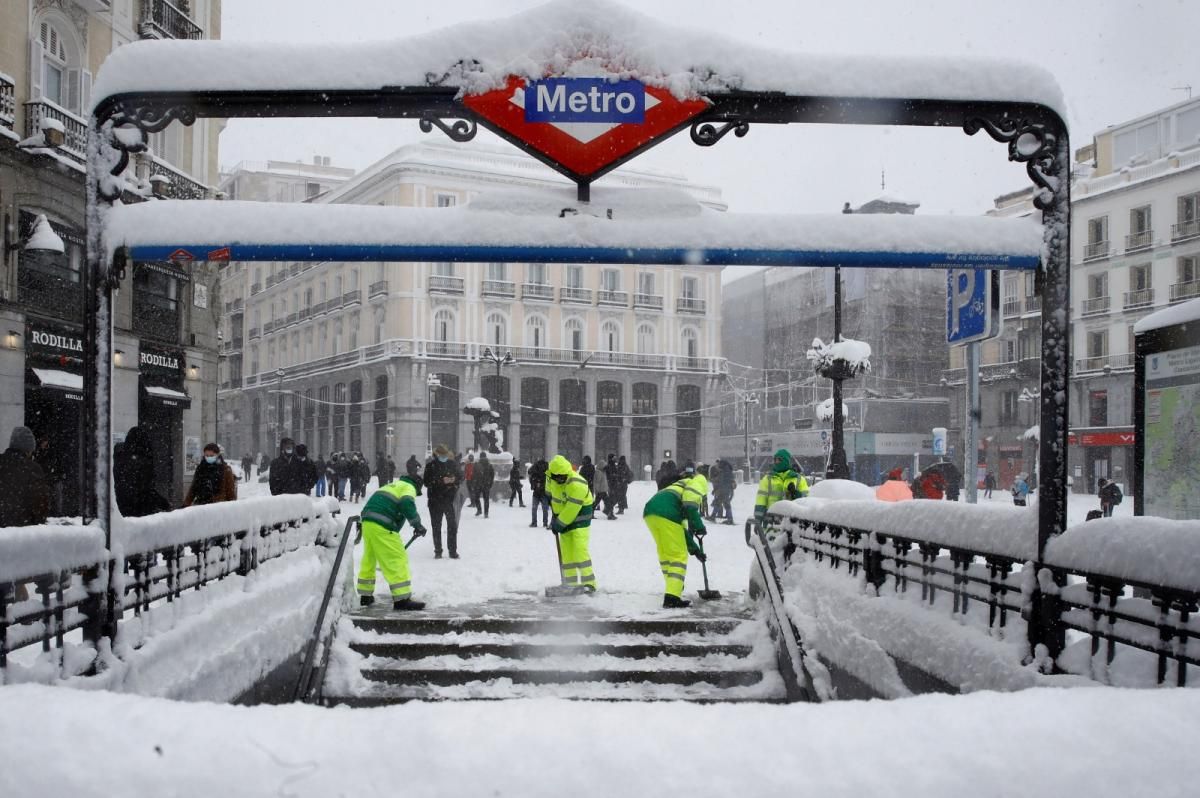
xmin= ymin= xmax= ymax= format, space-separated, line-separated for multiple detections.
xmin=463 ymin=396 xmax=504 ymax=454
xmin=806 ymin=336 xmax=872 ymax=381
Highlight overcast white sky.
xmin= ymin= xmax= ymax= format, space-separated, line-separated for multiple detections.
xmin=219 ymin=0 xmax=1195 ymax=218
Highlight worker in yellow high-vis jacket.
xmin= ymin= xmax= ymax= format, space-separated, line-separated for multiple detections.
xmin=357 ymin=474 xmax=428 ymax=611
xmin=754 ymin=448 xmax=807 ymax=521
xmin=546 ymin=455 xmax=596 ymax=593
xmin=643 ymin=471 xmax=709 ymax=608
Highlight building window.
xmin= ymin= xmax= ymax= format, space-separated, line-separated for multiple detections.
xmin=682 ymin=327 xmax=699 ymax=362
xmin=1000 ymin=390 xmax=1018 ymax=425
xmin=250 ymin=345 xmax=259 ymax=374
xmin=525 ymin=315 xmax=546 ymax=350
xmin=306 ymin=182 xmax=321 ymax=200
xmin=1088 ymin=329 xmax=1108 ymax=359
xmin=636 ymin=323 xmax=656 ymax=354
xmin=436 ymin=194 xmax=457 ymax=208
xmin=601 ymin=269 xmax=620 ymax=292
xmin=527 ymin=263 xmax=547 ymax=284
xmin=1130 ymin=205 xmax=1151 ymax=234
xmin=1087 ymin=216 xmax=1108 ymax=245
xmin=681 ymin=276 xmax=698 ymax=299
xmin=565 ymin=265 xmax=583 ymax=289
xmin=565 ymin=318 xmax=584 ymax=353
xmin=332 ymin=320 xmax=342 ymax=355
xmin=348 ymin=312 xmax=359 ymax=350
xmin=1180 ymin=256 xmax=1198 ymax=284
xmin=434 ymin=309 xmax=455 ymax=342
xmin=487 ymin=263 xmax=508 ymax=281
xmin=1088 ymin=272 xmax=1108 ymax=299
xmin=1089 ymin=390 xmax=1108 ymax=427
xmin=1180 ymin=193 xmax=1199 ymax=224
xmin=1130 ymin=263 xmax=1151 ymax=291
xmin=638 ymin=272 xmax=655 ymax=295
xmin=486 ymin=312 xmax=508 ymax=346
xmin=433 ymin=262 xmax=455 ymax=277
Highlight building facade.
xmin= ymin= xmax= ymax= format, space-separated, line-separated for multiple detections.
xmin=217 ymin=141 xmax=727 ymax=476
xmin=0 ymin=0 xmax=222 ymax=512
xmin=720 ymin=197 xmax=951 ymax=483
xmin=944 ymin=96 xmax=1200 ymax=495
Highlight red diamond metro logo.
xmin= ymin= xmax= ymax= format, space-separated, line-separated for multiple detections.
xmin=462 ymin=76 xmax=709 ymax=180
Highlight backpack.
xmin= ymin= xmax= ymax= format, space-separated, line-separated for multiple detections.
xmin=1111 ymin=484 xmax=1123 ymax=505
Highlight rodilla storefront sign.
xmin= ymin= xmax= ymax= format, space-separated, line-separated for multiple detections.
xmin=524 ymin=78 xmax=646 ymax=123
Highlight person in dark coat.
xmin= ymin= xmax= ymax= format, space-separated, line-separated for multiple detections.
xmin=259 ymin=453 xmax=271 ymax=474
xmin=508 ymin=460 xmax=525 ymax=507
xmin=983 ymin=471 xmax=996 ymax=499
xmin=333 ymin=454 xmax=350 ymax=500
xmin=34 ymin=436 xmax=65 ymax=516
xmin=377 ymin=455 xmax=396 ymax=486
xmin=0 ymin=426 xmax=50 ymax=527
xmin=1098 ymin=478 xmax=1123 ymax=518
xmin=528 ymin=457 xmax=550 ymax=528
xmin=616 ymin=455 xmax=633 ymax=513
xmin=349 ymin=453 xmax=370 ymax=502
xmin=941 ymin=461 xmax=962 ymax=502
xmin=184 ymin=443 xmax=238 ymax=506
xmin=241 ymin=453 xmax=254 ymax=483
xmin=269 ymin=437 xmax=304 ymax=496
xmin=314 ymin=455 xmax=327 ymax=497
xmin=406 ymin=454 xmax=422 ymax=479
xmin=295 ymin=444 xmax=319 ymax=494
xmin=471 ymin=452 xmax=495 ymax=518
xmin=424 ymin=445 xmax=462 ymax=558
xmin=115 ymin=426 xmax=171 ymax=516
xmin=580 ymin=455 xmax=596 ymax=491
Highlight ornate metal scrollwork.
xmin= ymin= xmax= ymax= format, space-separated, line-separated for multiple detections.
xmin=419 ymin=115 xmax=478 ymax=143
xmin=424 ymin=59 xmax=484 ymax=87
xmin=690 ymin=120 xmax=749 ymax=147
xmin=94 ymin=101 xmax=199 ymax=203
xmin=964 ymin=117 xmax=1060 ymax=211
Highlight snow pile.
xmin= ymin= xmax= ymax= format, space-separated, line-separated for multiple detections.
xmin=465 ymin=396 xmax=492 ymax=412
xmin=104 ymin=196 xmax=1045 ymax=267
xmin=115 ymin=495 xmax=339 ymax=554
xmin=1 ymin=685 xmax=1193 ymax=797
xmin=91 ymin=0 xmax=1066 ymax=114
xmin=22 ymin=214 xmax=65 ymax=254
xmin=815 ymin=397 xmax=850 ymax=421
xmin=0 ymin=524 xmax=105 ymax=583
xmin=807 ymin=479 xmax=876 ymax=502
xmin=1134 ymin=296 xmax=1200 ymax=334
xmin=769 ymin=498 xmax=1037 ymax=561
xmin=807 ymin=336 xmax=872 ymax=373
xmin=1044 ymin=516 xmax=1200 ymax=591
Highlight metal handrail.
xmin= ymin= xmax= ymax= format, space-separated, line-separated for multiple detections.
xmin=293 ymin=515 xmax=359 ymax=703
xmin=747 ymin=519 xmax=821 ymax=702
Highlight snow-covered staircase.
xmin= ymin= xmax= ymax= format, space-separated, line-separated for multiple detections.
xmin=322 ymin=602 xmax=785 ymax=705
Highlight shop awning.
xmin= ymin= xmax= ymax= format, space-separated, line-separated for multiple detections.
xmin=142 ymin=384 xmax=192 ymax=410
xmin=31 ymin=367 xmax=83 ymax=401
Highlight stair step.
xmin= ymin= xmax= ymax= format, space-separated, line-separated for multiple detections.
xmin=350 ymin=617 xmax=742 ymax=637
xmin=325 ymin=694 xmax=788 ymax=707
xmin=360 ymin=667 xmax=764 ymax=688
xmin=349 ymin=642 xmax=756 ymax=660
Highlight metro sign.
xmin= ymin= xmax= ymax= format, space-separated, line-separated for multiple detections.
xmin=462 ymin=76 xmax=709 ymax=179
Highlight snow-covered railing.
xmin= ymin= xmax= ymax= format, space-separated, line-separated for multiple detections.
xmin=1 ymin=497 xmax=340 ymax=682
xmin=763 ymin=500 xmax=1200 ymax=688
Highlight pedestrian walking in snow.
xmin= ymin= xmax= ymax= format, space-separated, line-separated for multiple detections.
xmin=357 ymin=474 xmax=428 ymax=611
xmin=580 ymin=455 xmax=596 ymax=491
xmin=1011 ymin=474 xmax=1030 ymax=507
xmin=406 ymin=454 xmax=422 ymax=479
xmin=593 ymin=462 xmax=614 ymax=519
xmin=184 ymin=443 xmax=238 ymax=506
xmin=34 ymin=436 xmax=65 ymax=517
xmin=269 ymin=437 xmax=306 ymax=496
xmin=1098 ymin=477 xmax=1123 ymax=518
xmin=115 ymin=427 xmax=171 ymax=517
xmin=983 ymin=471 xmax=996 ymax=499
xmin=0 ymin=426 xmax=49 ymax=528
xmin=616 ymin=455 xmax=633 ymax=513
xmin=529 ymin=457 xmax=550 ymax=528
xmin=643 ymin=469 xmax=709 ymax=608
xmin=424 ymin=445 xmax=461 ymax=559
xmin=464 ymin=454 xmax=478 ymax=511
xmin=547 ymin=455 xmax=596 ymax=593
xmin=241 ymin=454 xmax=254 ymax=483
xmin=508 ymin=460 xmax=526 ymax=507
xmin=471 ymin=452 xmax=495 ymax=517
xmin=876 ymin=468 xmax=913 ymax=502
xmin=314 ymin=455 xmax=327 ymax=497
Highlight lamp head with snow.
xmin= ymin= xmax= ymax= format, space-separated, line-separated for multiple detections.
xmin=9 ymin=214 xmax=66 ymax=254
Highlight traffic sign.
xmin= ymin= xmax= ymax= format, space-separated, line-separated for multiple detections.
xmin=946 ymin=268 xmax=1001 ymax=345
xmin=462 ymin=76 xmax=708 ymax=180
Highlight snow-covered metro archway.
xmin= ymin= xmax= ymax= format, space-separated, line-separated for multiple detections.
xmin=83 ymin=0 xmax=1071 ymax=660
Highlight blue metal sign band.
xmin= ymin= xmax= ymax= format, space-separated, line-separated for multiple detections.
xmin=524 ymin=78 xmax=646 ymax=123
xmin=131 ymin=243 xmax=1041 ymax=270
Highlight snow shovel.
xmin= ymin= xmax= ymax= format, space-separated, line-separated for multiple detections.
xmin=696 ymin=535 xmax=722 ymax=600
xmin=544 ymin=529 xmax=582 ymax=598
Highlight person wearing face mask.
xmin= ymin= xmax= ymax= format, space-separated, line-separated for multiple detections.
xmin=269 ymin=437 xmax=303 ymax=496
xmin=423 ymin=444 xmax=463 ymax=559
xmin=184 ymin=443 xmax=238 ymax=506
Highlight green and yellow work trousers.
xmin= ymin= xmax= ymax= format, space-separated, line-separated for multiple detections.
xmin=645 ymin=514 xmax=688 ymax=598
xmin=357 ymin=520 xmax=413 ymax=600
xmin=558 ymin=527 xmax=596 ymax=589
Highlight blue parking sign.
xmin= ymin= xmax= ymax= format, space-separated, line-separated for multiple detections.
xmin=946 ymin=268 xmax=1001 ymax=345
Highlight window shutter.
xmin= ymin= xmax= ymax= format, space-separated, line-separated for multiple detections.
xmin=81 ymin=70 xmax=92 ymax=115
xmin=29 ymin=38 xmax=44 ymax=100
xmin=66 ymin=67 xmax=81 ymax=113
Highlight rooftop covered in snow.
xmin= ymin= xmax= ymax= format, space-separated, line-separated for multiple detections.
xmin=103 ymin=187 xmax=1043 ymax=269
xmin=90 ymin=0 xmax=1066 ymax=117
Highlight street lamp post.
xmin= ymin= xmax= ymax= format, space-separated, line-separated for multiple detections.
xmin=271 ymin=368 xmax=285 ymax=447
xmin=426 ymin=373 xmax=441 ymax=456
xmin=737 ymin=389 xmax=759 ymax=483
xmin=481 ymin=347 xmax=516 ymax=451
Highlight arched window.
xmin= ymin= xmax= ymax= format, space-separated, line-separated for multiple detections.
xmin=601 ymin=320 xmax=621 ymax=353
xmin=433 ymin=309 xmax=455 ymax=342
xmin=565 ymin=317 xmax=585 ymax=356
xmin=525 ymin=315 xmax=546 ymax=351
xmin=486 ymin=312 xmax=508 ymax=346
xmin=34 ymin=17 xmax=82 ymax=112
xmin=636 ymin=323 xmax=656 ymax=354
xmin=681 ymin=327 xmax=700 ymax=366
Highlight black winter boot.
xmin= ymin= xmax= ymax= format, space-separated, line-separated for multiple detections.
xmin=360 ymin=595 xmax=375 ymax=607
xmin=662 ymin=594 xmax=691 ymax=609
xmin=393 ymin=598 xmax=426 ymax=611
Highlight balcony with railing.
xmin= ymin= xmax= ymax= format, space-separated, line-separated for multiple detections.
xmin=1171 ymin=219 xmax=1200 ymax=242
xmin=633 ymin=293 xmax=664 ymax=310
xmin=147 ymin=157 xmax=209 ymax=200
xmin=342 ymin=289 xmax=362 ymax=307
xmin=1002 ymin=298 xmax=1022 ymax=317
xmin=677 ymin=356 xmax=707 ymax=371
xmin=1123 ymin=288 xmax=1155 ymax=310
xmin=18 ymin=264 xmax=82 ymax=321
xmin=597 ymin=289 xmax=628 ymax=307
xmin=286 ymin=311 xmax=299 ymax=327
xmin=676 ymin=296 xmax=707 ymax=314
xmin=369 ymin=280 xmax=389 ymax=299
xmin=24 ymin=100 xmax=88 ymax=161
xmin=1074 ymin=353 xmax=1134 ymax=374
xmin=250 ymin=282 xmax=262 ymax=295
xmin=248 ymin=326 xmax=261 ymax=340
xmin=1080 ymin=296 xmax=1111 ymax=317
xmin=522 ymin=283 xmax=554 ymax=301
xmin=139 ymin=0 xmax=204 ymax=40
xmin=1170 ymin=280 xmax=1200 ymax=303
xmin=426 ymin=341 xmax=469 ymax=358
xmin=429 ymin=275 xmax=465 ymax=294
xmin=1125 ymin=230 xmax=1154 ymax=253
xmin=1025 ymin=295 xmax=1042 ymax=314
xmin=561 ymin=287 xmax=593 ymax=304
xmin=0 ymin=72 xmax=15 ymax=131
xmin=1083 ymin=240 xmax=1110 ymax=261
xmin=132 ymin=293 xmax=180 ymax=344
xmin=482 ymin=279 xmax=516 ymax=298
